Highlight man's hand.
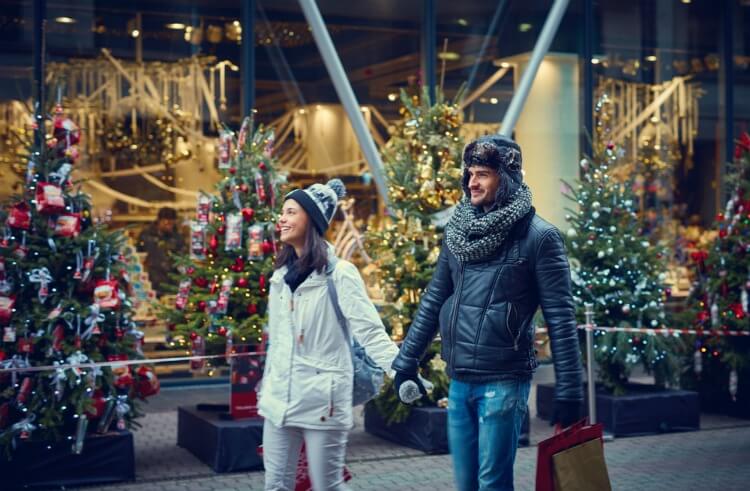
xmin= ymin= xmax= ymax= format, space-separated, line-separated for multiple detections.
xmin=394 ymin=371 xmax=434 ymax=404
xmin=550 ymin=400 xmax=583 ymax=428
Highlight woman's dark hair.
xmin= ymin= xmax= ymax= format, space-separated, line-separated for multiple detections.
xmin=274 ymin=218 xmax=329 ymax=273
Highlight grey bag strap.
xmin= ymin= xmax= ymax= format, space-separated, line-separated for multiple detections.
xmin=326 ymin=275 xmax=356 ymax=364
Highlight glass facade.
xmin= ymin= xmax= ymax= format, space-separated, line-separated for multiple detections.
xmin=0 ymin=0 xmax=748 ymax=375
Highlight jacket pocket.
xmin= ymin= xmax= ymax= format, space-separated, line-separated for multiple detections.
xmin=290 ymin=363 xmax=335 ymax=420
xmin=506 ymin=302 xmax=521 ymax=351
xmin=475 ymin=268 xmax=504 ymax=345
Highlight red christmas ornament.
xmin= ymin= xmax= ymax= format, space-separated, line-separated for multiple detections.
xmin=237 ymin=277 xmax=249 ymax=288
xmin=696 ymin=311 xmax=709 ymax=323
xmin=194 ymin=277 xmax=208 ymax=288
xmin=87 ymin=390 xmax=107 ymax=419
xmin=53 ymin=115 xmax=81 ymax=146
xmin=247 ymin=304 xmax=258 ymax=315
xmin=606 ymin=141 xmax=614 ymax=150
xmin=190 ymin=331 xmax=199 ymax=341
xmin=217 ymin=225 xmax=226 ymax=235
xmin=234 ymin=257 xmax=245 ymax=271
xmin=262 ymin=241 xmax=274 ymax=255
xmin=97 ymin=336 xmax=108 ymax=348
xmin=229 ymin=167 xmax=237 ymax=174
xmin=259 ymin=162 xmax=267 ymax=171
xmin=186 ymin=267 xmax=195 ymax=275
xmin=217 ymin=326 xmax=228 ymax=337
xmin=209 ymin=235 xmax=219 ymax=250
xmin=716 ymin=213 xmax=725 ymax=222
xmin=241 ymin=208 xmax=255 ymax=221
xmin=197 ymin=300 xmax=207 ymax=311
xmin=719 ymin=229 xmax=728 ymax=239
xmin=240 ymin=183 xmax=249 ymax=193
xmin=167 ymin=323 xmax=176 ymax=332
xmin=259 ymin=275 xmax=267 ymax=290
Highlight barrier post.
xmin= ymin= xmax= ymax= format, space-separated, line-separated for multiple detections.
xmin=584 ymin=303 xmax=597 ymax=424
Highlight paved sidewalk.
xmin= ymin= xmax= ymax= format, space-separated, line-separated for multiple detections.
xmin=68 ymin=380 xmax=750 ymax=491
xmin=76 ymin=423 xmax=750 ymax=491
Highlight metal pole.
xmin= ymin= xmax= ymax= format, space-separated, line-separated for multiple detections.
xmin=584 ymin=303 xmax=596 ymax=424
xmin=718 ymin=0 xmax=734 ymax=206
xmin=421 ymin=0 xmax=436 ymax=104
xmin=582 ymin=0 xmax=594 ymax=158
xmin=297 ymin=0 xmax=390 ymax=207
xmin=499 ymin=0 xmax=570 ymax=136
xmin=241 ymin=0 xmax=256 ymax=117
xmin=33 ymin=0 xmax=46 ymax=147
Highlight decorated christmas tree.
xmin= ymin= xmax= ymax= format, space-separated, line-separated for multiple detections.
xmin=0 ymin=106 xmax=153 ymax=456
xmin=366 ymin=87 xmax=464 ymax=423
xmin=682 ymin=132 xmax=750 ymax=413
xmin=562 ymin=94 xmax=681 ymax=395
xmin=160 ymin=118 xmax=283 ymax=373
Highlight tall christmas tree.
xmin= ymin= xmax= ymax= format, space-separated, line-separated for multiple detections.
xmin=562 ymin=94 xmax=681 ymax=395
xmin=0 ymin=106 xmax=152 ymax=456
xmin=682 ymin=132 xmax=750 ymax=413
xmin=366 ymin=87 xmax=464 ymax=423
xmin=160 ymin=118 xmax=283 ymax=372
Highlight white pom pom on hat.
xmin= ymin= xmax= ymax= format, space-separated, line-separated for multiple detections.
xmin=327 ymin=178 xmax=347 ymax=200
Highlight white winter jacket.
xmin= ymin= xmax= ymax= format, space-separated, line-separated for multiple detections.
xmin=258 ymin=256 xmax=399 ymax=430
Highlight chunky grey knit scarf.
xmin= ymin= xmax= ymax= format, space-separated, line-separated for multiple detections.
xmin=445 ymin=184 xmax=532 ymax=263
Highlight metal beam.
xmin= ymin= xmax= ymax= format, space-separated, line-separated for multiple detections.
xmin=241 ymin=0 xmax=256 ymax=117
xmin=465 ymin=0 xmax=510 ymax=94
xmin=499 ymin=0 xmax=571 ymax=136
xmin=297 ymin=0 xmax=389 ymax=207
xmin=421 ymin=0 xmax=436 ymax=104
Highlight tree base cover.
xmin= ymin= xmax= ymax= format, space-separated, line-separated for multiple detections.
xmin=536 ymin=382 xmax=699 ymax=436
xmin=0 ymin=430 xmax=134 ymax=489
xmin=363 ymin=403 xmax=529 ymax=454
xmin=177 ymin=405 xmax=263 ymax=473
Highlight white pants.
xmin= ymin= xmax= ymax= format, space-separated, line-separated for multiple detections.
xmin=263 ymin=420 xmax=350 ymax=491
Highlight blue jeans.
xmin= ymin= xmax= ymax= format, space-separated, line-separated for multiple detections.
xmin=447 ymin=378 xmax=531 ymax=491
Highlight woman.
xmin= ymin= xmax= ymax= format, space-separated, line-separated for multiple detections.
xmin=259 ymin=179 xmax=399 ymax=491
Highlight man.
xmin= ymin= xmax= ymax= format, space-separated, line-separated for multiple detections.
xmin=138 ymin=207 xmax=186 ymax=297
xmin=392 ymin=135 xmax=583 ymax=491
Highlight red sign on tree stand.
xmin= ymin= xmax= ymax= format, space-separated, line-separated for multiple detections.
xmin=230 ymin=342 xmax=265 ymax=419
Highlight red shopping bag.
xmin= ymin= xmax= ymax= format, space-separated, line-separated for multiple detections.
xmin=535 ymin=420 xmax=604 ymax=491
xmin=256 ymin=443 xmax=353 ymax=491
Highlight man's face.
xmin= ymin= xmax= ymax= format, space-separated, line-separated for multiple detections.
xmin=157 ymin=218 xmax=175 ymax=234
xmin=467 ymin=165 xmax=501 ymax=209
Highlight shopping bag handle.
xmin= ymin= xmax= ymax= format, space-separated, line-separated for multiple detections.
xmin=554 ymin=418 xmax=589 ymax=435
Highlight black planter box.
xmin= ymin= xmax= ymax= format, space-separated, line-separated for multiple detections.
xmin=177 ymin=405 xmax=264 ymax=473
xmin=691 ymin=364 xmax=750 ymax=419
xmin=536 ymin=382 xmax=700 ymax=436
xmin=0 ymin=431 xmax=135 ymax=490
xmin=363 ymin=404 xmax=529 ymax=454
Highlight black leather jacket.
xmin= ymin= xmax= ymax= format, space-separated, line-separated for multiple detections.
xmin=392 ymin=209 xmax=583 ymax=401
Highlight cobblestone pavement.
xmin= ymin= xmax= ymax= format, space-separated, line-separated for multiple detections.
xmin=67 ymin=379 xmax=750 ymax=491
